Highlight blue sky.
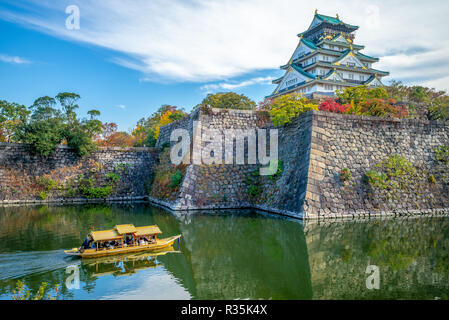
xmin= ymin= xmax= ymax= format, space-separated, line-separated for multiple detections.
xmin=1 ymin=0 xmax=449 ymax=131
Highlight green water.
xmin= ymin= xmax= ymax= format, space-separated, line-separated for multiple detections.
xmin=0 ymin=203 xmax=448 ymax=300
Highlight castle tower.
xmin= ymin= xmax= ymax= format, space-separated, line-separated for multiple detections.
xmin=268 ymin=10 xmax=389 ymax=99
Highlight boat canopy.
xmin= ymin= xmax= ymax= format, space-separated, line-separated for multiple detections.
xmin=115 ymin=224 xmax=137 ymax=234
xmin=90 ymin=229 xmax=122 ymax=241
xmin=89 ymin=224 xmax=162 ymax=242
xmin=135 ymin=226 xmax=162 ymax=236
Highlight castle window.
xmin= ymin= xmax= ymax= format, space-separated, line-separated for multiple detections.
xmin=348 ymin=73 xmax=354 ymax=80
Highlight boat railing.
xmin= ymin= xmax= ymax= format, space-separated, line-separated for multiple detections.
xmin=95 ymin=240 xmax=157 ymax=251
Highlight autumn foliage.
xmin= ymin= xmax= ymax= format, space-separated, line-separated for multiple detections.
xmin=319 ymin=99 xmax=350 ymax=114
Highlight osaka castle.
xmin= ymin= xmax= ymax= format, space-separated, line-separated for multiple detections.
xmin=268 ymin=10 xmax=389 ymax=99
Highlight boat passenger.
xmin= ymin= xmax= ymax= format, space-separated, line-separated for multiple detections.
xmin=81 ymin=237 xmax=90 ymax=249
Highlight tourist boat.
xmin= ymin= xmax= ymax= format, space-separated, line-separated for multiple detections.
xmin=64 ymin=224 xmax=181 ymax=258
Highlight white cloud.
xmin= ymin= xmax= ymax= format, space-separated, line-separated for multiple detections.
xmin=117 ymin=104 xmax=127 ymax=109
xmin=200 ymin=76 xmax=274 ymax=92
xmin=0 ymin=54 xmax=31 ymax=64
xmin=1 ymin=0 xmax=449 ymax=90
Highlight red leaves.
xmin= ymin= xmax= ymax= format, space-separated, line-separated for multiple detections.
xmin=360 ymin=98 xmax=409 ymax=118
xmin=319 ymin=97 xmax=409 ymax=118
xmin=319 ymin=98 xmax=350 ymax=114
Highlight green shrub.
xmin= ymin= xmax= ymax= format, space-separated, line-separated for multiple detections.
xmin=80 ymin=185 xmax=114 ymax=199
xmin=65 ymin=126 xmax=98 ymax=156
xmin=428 ymin=174 xmax=436 ymax=184
xmin=115 ymin=163 xmax=131 ymax=174
xmin=365 ymin=155 xmax=417 ymax=190
xmin=268 ymin=160 xmax=284 ymax=181
xmin=197 ymin=92 xmax=257 ymax=110
xmin=336 ymin=85 xmax=388 ymax=105
xmin=428 ymin=103 xmax=449 ymax=120
xmin=105 ymin=172 xmax=121 ymax=184
xmin=38 ymin=191 xmax=48 ymax=200
xmin=365 ymin=170 xmax=388 ymax=189
xmin=339 ymin=168 xmax=352 ymax=182
xmin=435 ymin=146 xmax=449 ymax=164
xmin=37 ymin=176 xmax=58 ymax=191
xmin=269 ymin=93 xmax=318 ymax=126
xmin=169 ymin=169 xmax=183 ymax=188
xmin=248 ymin=185 xmax=262 ymax=198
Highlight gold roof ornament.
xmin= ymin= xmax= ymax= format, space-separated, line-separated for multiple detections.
xmin=315 ymin=9 xmax=318 ymax=15
xmin=336 ymin=13 xmax=340 ymax=20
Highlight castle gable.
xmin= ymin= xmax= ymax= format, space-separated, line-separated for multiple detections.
xmin=334 ymin=51 xmax=364 ymax=68
xmin=290 ymin=41 xmax=314 ymax=62
xmin=274 ymin=67 xmax=313 ymax=93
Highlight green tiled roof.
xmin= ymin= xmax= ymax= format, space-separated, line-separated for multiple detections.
xmin=315 ymin=13 xmax=359 ymax=29
xmin=332 ymin=49 xmax=351 ymax=63
xmin=301 ymin=38 xmax=317 ymax=50
xmin=320 ymin=68 xmax=337 ymax=80
xmin=370 ymin=68 xmax=390 ymax=76
xmin=355 ymin=51 xmax=379 ymax=61
xmin=291 ymin=64 xmax=316 ymax=79
xmin=316 ymin=13 xmax=341 ymax=25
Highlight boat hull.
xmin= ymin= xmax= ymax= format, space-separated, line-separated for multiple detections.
xmin=64 ymin=235 xmax=181 ymax=258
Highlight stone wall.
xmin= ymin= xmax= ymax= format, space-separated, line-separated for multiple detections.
xmin=0 ymin=143 xmax=157 ymax=203
xmin=151 ymin=108 xmax=449 ymax=219
xmin=307 ymin=112 xmax=449 ymax=218
xmin=2 ymin=108 xmax=448 ymax=219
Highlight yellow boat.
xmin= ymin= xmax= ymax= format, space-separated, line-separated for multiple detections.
xmin=64 ymin=224 xmax=181 ymax=259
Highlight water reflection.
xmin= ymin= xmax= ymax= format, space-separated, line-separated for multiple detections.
xmin=81 ymin=248 xmax=179 ymax=278
xmin=0 ymin=204 xmax=448 ymax=300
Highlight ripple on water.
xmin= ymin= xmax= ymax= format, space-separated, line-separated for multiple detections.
xmin=0 ymin=250 xmax=80 ymax=280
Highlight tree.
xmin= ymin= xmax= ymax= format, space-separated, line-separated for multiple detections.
xmin=154 ymin=109 xmax=174 ymax=140
xmin=98 ymin=122 xmax=118 ymax=141
xmin=16 ymin=93 xmax=103 ymax=157
xmin=268 ymin=93 xmax=318 ymax=126
xmin=30 ymin=96 xmax=61 ymax=121
xmin=56 ymin=92 xmax=80 ymax=124
xmin=16 ymin=117 xmax=65 ymax=156
xmin=0 ymin=100 xmax=30 ymax=142
xmin=336 ymin=85 xmax=388 ymax=105
xmin=132 ymin=105 xmax=186 ymax=147
xmin=99 ymin=131 xmax=136 ymax=147
xmin=198 ymin=92 xmax=257 ymax=110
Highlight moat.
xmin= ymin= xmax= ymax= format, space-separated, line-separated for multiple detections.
xmin=0 ymin=203 xmax=448 ymax=300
